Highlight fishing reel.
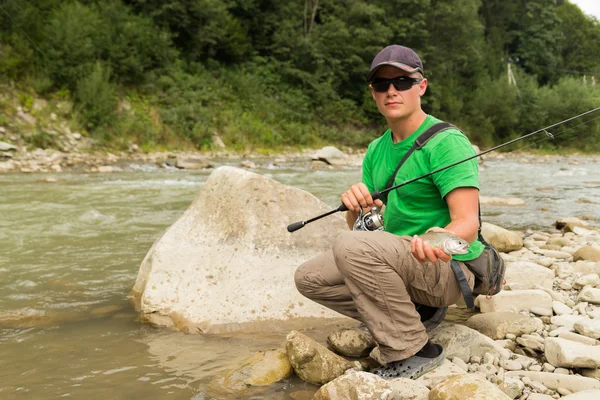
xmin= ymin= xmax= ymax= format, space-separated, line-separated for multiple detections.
xmin=353 ymin=207 xmax=385 ymax=231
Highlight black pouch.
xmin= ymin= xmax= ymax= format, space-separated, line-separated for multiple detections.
xmin=465 ymin=243 xmax=506 ymax=297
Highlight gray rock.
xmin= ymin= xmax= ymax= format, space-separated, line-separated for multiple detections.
xmin=286 ymin=330 xmax=357 ymax=385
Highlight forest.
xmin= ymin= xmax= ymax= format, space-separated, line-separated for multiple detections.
xmin=1 ymin=0 xmax=599 ymax=151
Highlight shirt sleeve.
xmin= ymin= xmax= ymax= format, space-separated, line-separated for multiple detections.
xmin=428 ymin=131 xmax=479 ymax=198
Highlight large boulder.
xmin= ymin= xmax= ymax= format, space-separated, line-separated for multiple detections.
xmin=466 ymin=312 xmax=543 ymax=340
xmin=132 ymin=166 xmax=348 ymax=333
xmin=429 ymin=374 xmax=511 ymax=400
xmin=573 ymin=246 xmax=600 ymax=262
xmin=286 ymin=330 xmax=358 ymax=385
xmin=478 ymin=290 xmax=552 ymax=314
xmin=389 ymin=378 xmax=430 ymax=399
xmin=544 ymin=337 xmax=600 ymax=369
xmin=481 ymin=222 xmax=523 ymax=253
xmin=312 ymin=146 xmax=347 ymax=166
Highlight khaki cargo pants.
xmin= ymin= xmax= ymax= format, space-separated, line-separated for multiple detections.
xmin=294 ymin=230 xmax=475 ymax=364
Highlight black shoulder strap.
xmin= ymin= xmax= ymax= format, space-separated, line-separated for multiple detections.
xmin=384 ymin=122 xmax=456 ymax=192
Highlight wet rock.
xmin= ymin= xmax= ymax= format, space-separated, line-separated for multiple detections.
xmin=175 ymin=155 xmax=213 ymax=169
xmin=429 ymin=373 xmax=511 ymax=400
xmin=573 ymin=246 xmax=600 ymax=262
xmin=504 ymin=261 xmax=555 ymax=290
xmin=132 ymin=167 xmax=348 ymax=332
xmin=478 ymin=290 xmax=552 ymax=314
xmin=312 ymin=370 xmax=392 ymax=400
xmin=466 ymin=312 xmax=543 ymax=340
xmin=428 ymin=323 xmax=509 ymax=362
xmin=415 ymin=359 xmax=466 ymax=389
xmin=545 ymin=337 xmax=600 ymax=368
xmin=220 ymin=348 xmax=292 ymax=391
xmin=388 ymin=377 xmax=429 ymax=400
xmin=504 ymin=371 xmax=600 ymax=393
xmin=286 ymin=330 xmax=357 ymax=385
xmin=481 ymin=223 xmax=523 ymax=252
xmin=326 ymin=327 xmax=376 ymax=358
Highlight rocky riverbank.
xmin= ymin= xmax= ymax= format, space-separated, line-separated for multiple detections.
xmin=210 ymin=217 xmax=600 ymax=399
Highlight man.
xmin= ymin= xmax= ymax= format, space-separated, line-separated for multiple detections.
xmin=294 ymin=45 xmax=486 ymax=379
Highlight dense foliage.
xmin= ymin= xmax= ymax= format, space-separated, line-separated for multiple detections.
xmin=1 ymin=0 xmax=599 ymax=151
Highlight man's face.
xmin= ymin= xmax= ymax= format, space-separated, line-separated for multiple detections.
xmin=369 ymin=65 xmax=428 ymax=121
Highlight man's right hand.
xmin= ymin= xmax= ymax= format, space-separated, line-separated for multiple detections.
xmin=341 ymin=183 xmax=384 ymax=212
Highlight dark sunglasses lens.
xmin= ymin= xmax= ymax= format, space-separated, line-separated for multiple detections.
xmin=372 ymin=78 xmax=415 ymax=92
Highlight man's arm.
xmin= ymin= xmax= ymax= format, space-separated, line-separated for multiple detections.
xmin=411 ymin=187 xmax=479 ymax=262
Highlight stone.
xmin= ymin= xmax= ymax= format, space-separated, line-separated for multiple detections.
xmin=466 ymin=312 xmax=543 ymax=340
xmin=312 ymin=146 xmax=347 ymax=166
xmin=573 ymin=261 xmax=600 ymax=276
xmin=480 ymin=196 xmax=526 ymax=207
xmin=175 ymin=155 xmax=213 ymax=169
xmin=574 ymin=319 xmax=600 ymax=339
xmin=481 ymin=223 xmax=524 ymax=253
xmin=545 ymin=337 xmax=600 ymax=369
xmin=97 ymin=165 xmax=113 ymax=173
xmin=450 ymin=357 xmax=469 ymax=372
xmin=415 ymin=360 xmax=466 ymax=389
xmin=132 ymin=167 xmax=349 ymax=332
xmin=578 ymin=287 xmax=600 ymax=305
xmin=312 ymin=371 xmax=392 ymax=400
xmin=550 ymin=315 xmax=590 ymax=330
xmin=428 ymin=373 xmax=511 ymax=400
xmin=537 ymin=250 xmax=572 ymax=259
xmin=574 ymin=274 xmax=600 ymax=289
xmin=580 ymin=369 xmax=600 ymax=379
xmin=388 ymin=377 xmax=430 ymax=400
xmin=552 ymin=301 xmax=572 ymax=316
xmin=220 ymin=348 xmax=292 ymax=391
xmin=504 ymin=371 xmax=600 ymax=392
xmin=558 ymin=331 xmax=598 ymax=346
xmin=527 ymin=394 xmax=553 ymax=400
xmin=0 ymin=141 xmax=17 ymax=151
xmin=500 ymin=377 xmax=525 ymax=399
xmin=504 ymin=261 xmax=555 ymax=290
xmin=478 ymin=290 xmax=552 ymax=314
xmin=327 ymin=327 xmax=376 ymax=357
xmin=239 ymin=160 xmax=257 ymax=169
xmin=428 ymin=323 xmax=509 ymax=363
xmin=561 ymin=390 xmax=600 ymax=400
xmin=555 ymin=218 xmax=589 ymax=233
xmin=573 ymin=247 xmax=600 ymax=262
xmin=530 ymin=307 xmax=553 ymax=317
xmin=516 ymin=337 xmax=544 ymax=352
xmin=286 ymin=331 xmax=357 ymax=385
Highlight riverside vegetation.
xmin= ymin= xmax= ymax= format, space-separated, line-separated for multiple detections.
xmin=1 ymin=0 xmax=600 ymax=157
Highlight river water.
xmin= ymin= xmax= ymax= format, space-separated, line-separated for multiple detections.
xmin=1 ymin=155 xmax=599 ymax=399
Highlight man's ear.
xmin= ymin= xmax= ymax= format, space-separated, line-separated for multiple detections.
xmin=419 ymin=78 xmax=428 ymax=96
xmin=369 ymin=84 xmax=376 ymax=100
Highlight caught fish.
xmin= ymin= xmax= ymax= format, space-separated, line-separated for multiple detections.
xmin=419 ymin=232 xmax=470 ymax=255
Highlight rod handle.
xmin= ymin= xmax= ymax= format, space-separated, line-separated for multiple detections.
xmin=338 ymin=190 xmax=382 ymax=212
xmin=287 ymin=221 xmax=306 ymax=232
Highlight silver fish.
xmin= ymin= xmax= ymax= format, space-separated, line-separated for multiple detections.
xmin=419 ymin=232 xmax=470 ymax=255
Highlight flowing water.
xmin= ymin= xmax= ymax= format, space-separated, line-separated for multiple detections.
xmin=1 ymin=155 xmax=599 ymax=399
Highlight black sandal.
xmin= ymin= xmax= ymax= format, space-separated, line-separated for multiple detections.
xmin=370 ymin=344 xmax=445 ymax=380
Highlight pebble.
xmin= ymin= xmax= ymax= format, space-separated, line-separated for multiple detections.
xmin=504 ymin=360 xmax=523 ymax=371
xmin=543 ymin=363 xmax=555 ymax=373
xmin=483 ymin=352 xmax=494 ymax=365
xmin=554 ymin=368 xmax=570 ymax=375
xmin=451 ymin=357 xmax=468 ymax=372
xmin=531 ymin=307 xmax=553 ymax=317
xmin=506 ymin=333 xmax=517 ymax=340
xmin=470 ymin=356 xmax=481 ymax=364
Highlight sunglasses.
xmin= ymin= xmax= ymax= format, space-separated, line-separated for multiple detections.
xmin=371 ymin=76 xmax=422 ymax=92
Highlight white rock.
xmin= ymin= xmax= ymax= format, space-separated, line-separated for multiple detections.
xmin=450 ymin=357 xmax=468 ymax=372
xmin=504 ymin=261 xmax=555 ymax=290
xmin=504 ymin=370 xmax=600 ymax=393
xmin=481 ymin=223 xmax=524 ymax=253
xmin=558 ymin=331 xmax=598 ymax=346
xmin=550 ymin=315 xmax=589 ymax=330
xmin=527 ymin=394 xmax=553 ymax=400
xmin=466 ymin=312 xmax=543 ymax=340
xmin=480 ymin=196 xmax=526 ymax=206
xmin=574 ymin=274 xmax=600 ymax=289
xmin=415 ymin=359 xmax=466 ymax=389
xmin=574 ymin=319 xmax=600 ymax=339
xmin=500 ymin=377 xmax=525 ymax=399
xmin=132 ymin=167 xmax=349 ymax=333
xmin=538 ymin=250 xmax=572 ymax=259
xmin=545 ymin=337 xmax=600 ymax=368
xmin=428 ymin=373 xmax=511 ymax=399
xmin=478 ymin=290 xmax=552 ymax=314
xmin=578 ymin=287 xmax=600 ymax=304
xmin=429 ymin=323 xmax=509 ymax=362
xmin=388 ymin=377 xmax=430 ymax=400
xmin=530 ymin=306 xmax=553 ymax=317
xmin=516 ymin=337 xmax=544 ymax=352
xmin=561 ymin=390 xmax=600 ymax=400
xmin=553 ymin=301 xmax=573 ymax=315
xmin=313 ymin=370 xmax=393 ymax=399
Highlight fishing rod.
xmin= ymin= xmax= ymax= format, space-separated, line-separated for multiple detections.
xmin=287 ymin=106 xmax=600 ymax=233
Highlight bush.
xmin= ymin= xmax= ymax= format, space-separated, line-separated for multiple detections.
xmin=75 ymin=62 xmax=116 ymax=131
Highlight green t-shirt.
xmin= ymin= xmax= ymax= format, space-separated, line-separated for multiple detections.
xmin=362 ymin=115 xmax=484 ymax=261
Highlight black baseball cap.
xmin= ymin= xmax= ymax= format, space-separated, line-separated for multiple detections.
xmin=367 ymin=45 xmax=424 ymax=82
